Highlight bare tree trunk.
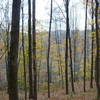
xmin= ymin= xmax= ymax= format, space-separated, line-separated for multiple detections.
xmin=8 ymin=0 xmax=21 ymax=99
xmin=90 ymin=0 xmax=94 ymax=89
xmin=95 ymin=0 xmax=100 ymax=99
xmin=84 ymin=0 xmax=88 ymax=92
xmin=65 ymin=0 xmax=69 ymax=94
xmin=28 ymin=0 xmax=34 ymax=98
xmin=32 ymin=0 xmax=37 ymax=99
xmin=21 ymin=6 xmax=27 ymax=100
xmin=47 ymin=0 xmax=53 ymax=98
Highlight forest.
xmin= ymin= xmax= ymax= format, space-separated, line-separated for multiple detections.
xmin=0 ymin=0 xmax=100 ymax=100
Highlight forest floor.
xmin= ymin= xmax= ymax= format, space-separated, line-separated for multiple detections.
xmin=0 ymin=89 xmax=96 ymax=100
xmin=0 ymin=81 xmax=97 ymax=100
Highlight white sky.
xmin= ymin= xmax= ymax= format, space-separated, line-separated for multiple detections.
xmin=0 ymin=0 xmax=88 ymax=30
xmin=36 ymin=0 xmax=49 ymax=20
xmin=36 ymin=0 xmax=86 ymax=30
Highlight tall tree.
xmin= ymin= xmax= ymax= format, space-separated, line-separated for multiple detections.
xmin=32 ymin=0 xmax=37 ymax=99
xmin=83 ymin=0 xmax=88 ymax=92
xmin=65 ymin=0 xmax=69 ymax=94
xmin=7 ymin=0 xmax=21 ymax=100
xmin=95 ymin=0 xmax=100 ymax=99
xmin=47 ymin=0 xmax=53 ymax=98
xmin=21 ymin=5 xmax=27 ymax=100
xmin=90 ymin=0 xmax=94 ymax=88
xmin=28 ymin=0 xmax=34 ymax=98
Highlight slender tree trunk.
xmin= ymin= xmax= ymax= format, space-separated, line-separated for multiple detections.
xmin=8 ymin=0 xmax=21 ymax=100
xmin=21 ymin=6 xmax=27 ymax=100
xmin=84 ymin=0 xmax=88 ymax=92
xmin=90 ymin=0 xmax=94 ymax=89
xmin=47 ymin=0 xmax=53 ymax=98
xmin=28 ymin=0 xmax=34 ymax=98
xmin=65 ymin=0 xmax=69 ymax=94
xmin=95 ymin=0 xmax=100 ymax=99
xmin=32 ymin=0 xmax=37 ymax=99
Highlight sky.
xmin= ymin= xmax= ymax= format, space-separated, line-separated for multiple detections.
xmin=0 ymin=0 xmax=88 ymax=31
xmin=36 ymin=0 xmax=86 ymax=30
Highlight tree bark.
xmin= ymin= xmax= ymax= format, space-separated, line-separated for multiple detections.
xmin=65 ymin=0 xmax=69 ymax=94
xmin=47 ymin=0 xmax=53 ymax=98
xmin=28 ymin=0 xmax=34 ymax=98
xmin=21 ymin=6 xmax=27 ymax=100
xmin=95 ymin=0 xmax=100 ymax=99
xmin=90 ymin=0 xmax=94 ymax=89
xmin=32 ymin=0 xmax=37 ymax=99
xmin=84 ymin=0 xmax=88 ymax=92
xmin=8 ymin=0 xmax=21 ymax=100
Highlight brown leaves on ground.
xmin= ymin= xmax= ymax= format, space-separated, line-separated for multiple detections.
xmin=37 ymin=89 xmax=96 ymax=100
xmin=0 ymin=90 xmax=96 ymax=100
xmin=0 ymin=81 xmax=97 ymax=100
